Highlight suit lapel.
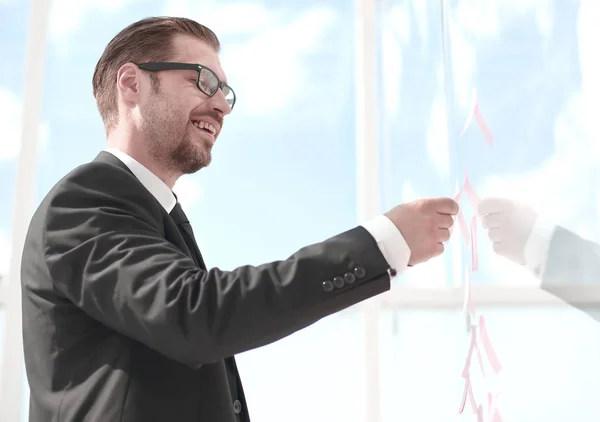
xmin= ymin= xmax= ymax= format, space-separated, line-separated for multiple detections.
xmin=96 ymin=151 xmax=207 ymax=270
xmin=169 ymin=203 xmax=207 ymax=270
xmin=178 ymin=223 xmax=207 ymax=270
xmin=97 ymin=152 xmax=245 ymax=412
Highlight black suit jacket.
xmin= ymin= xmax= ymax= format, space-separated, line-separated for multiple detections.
xmin=21 ymin=151 xmax=393 ymax=421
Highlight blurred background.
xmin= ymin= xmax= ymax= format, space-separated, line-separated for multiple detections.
xmin=2 ymin=0 xmax=600 ymax=421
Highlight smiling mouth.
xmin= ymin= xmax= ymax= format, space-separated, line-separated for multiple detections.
xmin=191 ymin=120 xmax=217 ymax=136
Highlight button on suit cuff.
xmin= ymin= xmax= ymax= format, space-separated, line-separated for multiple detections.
xmin=523 ymin=216 xmax=556 ymax=279
xmin=361 ymin=215 xmax=411 ymax=279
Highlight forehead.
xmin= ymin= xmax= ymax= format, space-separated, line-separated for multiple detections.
xmin=171 ymin=34 xmax=228 ymax=83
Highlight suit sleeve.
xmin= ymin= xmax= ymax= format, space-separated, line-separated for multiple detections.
xmin=43 ymin=164 xmax=392 ymax=367
xmin=541 ymin=225 xmax=600 ymax=320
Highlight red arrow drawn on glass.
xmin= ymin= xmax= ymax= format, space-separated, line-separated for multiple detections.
xmin=458 ymin=316 xmax=504 ymax=421
xmin=479 ymin=316 xmax=502 ymax=374
xmin=460 ymin=88 xmax=494 ymax=147
xmin=459 ymin=265 xmax=504 ymax=420
xmin=454 ymin=167 xmax=503 ymax=420
xmin=487 ymin=392 xmax=504 ymax=422
xmin=454 ymin=173 xmax=481 ymax=270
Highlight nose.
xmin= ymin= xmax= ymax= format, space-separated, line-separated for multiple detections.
xmin=211 ymin=88 xmax=232 ymax=116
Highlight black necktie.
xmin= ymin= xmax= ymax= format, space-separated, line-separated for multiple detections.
xmin=172 ymin=204 xmax=246 ymax=418
xmin=169 ymin=202 xmax=206 ymax=269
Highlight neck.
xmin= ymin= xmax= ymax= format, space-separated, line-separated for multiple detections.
xmin=106 ymin=125 xmax=180 ymax=189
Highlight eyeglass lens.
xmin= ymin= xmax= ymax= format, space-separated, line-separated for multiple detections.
xmin=199 ymin=68 xmax=235 ymax=108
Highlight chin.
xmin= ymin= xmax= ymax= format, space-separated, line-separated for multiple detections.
xmin=187 ymin=149 xmax=211 ymax=173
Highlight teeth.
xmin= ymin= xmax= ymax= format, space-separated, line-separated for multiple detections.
xmin=192 ymin=120 xmax=216 ymax=135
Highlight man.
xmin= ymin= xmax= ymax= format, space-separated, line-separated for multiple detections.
xmin=478 ymin=197 xmax=600 ymax=313
xmin=21 ymin=17 xmax=458 ymax=422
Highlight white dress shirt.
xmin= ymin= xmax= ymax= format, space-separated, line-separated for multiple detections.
xmin=523 ymin=216 xmax=556 ymax=278
xmin=104 ymin=148 xmax=411 ymax=278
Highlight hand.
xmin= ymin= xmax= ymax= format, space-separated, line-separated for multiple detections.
xmin=478 ymin=197 xmax=539 ymax=265
xmin=385 ymin=197 xmax=459 ymax=266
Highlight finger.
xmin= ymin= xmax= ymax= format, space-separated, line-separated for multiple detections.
xmin=478 ymin=197 xmax=512 ymax=216
xmin=481 ymin=213 xmax=502 ymax=229
xmin=491 ymin=241 xmax=511 ymax=256
xmin=437 ymin=214 xmax=454 ymax=229
xmin=438 ymin=228 xmax=451 ymax=242
xmin=433 ymin=242 xmax=444 ymax=257
xmin=488 ymin=227 xmax=503 ymax=242
xmin=433 ymin=197 xmax=459 ymax=215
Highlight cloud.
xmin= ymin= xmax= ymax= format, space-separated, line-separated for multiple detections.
xmin=48 ymin=0 xmax=144 ymax=52
xmin=0 ymin=88 xmax=49 ymax=162
xmin=578 ymin=0 xmax=600 ymax=95
xmin=164 ymin=0 xmax=273 ymax=36
xmin=0 ymin=89 xmax=22 ymax=162
xmin=426 ymin=94 xmax=450 ymax=176
xmin=449 ymin=1 xmax=554 ymax=111
xmin=381 ymin=3 xmax=450 ymax=177
xmin=380 ymin=3 xmax=410 ymax=117
xmin=164 ymin=1 xmax=337 ymax=115
xmin=478 ymin=91 xmax=599 ymax=283
xmin=480 ymin=0 xmax=600 ymax=224
xmin=478 ymin=1 xmax=600 ymax=283
xmin=173 ymin=175 xmax=203 ymax=212
xmin=401 ymin=180 xmax=417 ymax=202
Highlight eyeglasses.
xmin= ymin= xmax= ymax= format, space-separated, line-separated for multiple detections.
xmin=136 ymin=62 xmax=236 ymax=110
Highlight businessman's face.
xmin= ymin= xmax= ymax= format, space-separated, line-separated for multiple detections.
xmin=139 ymin=34 xmax=232 ymax=175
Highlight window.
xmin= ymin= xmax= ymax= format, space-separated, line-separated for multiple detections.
xmin=3 ymin=0 xmax=600 ymax=421
xmin=377 ymin=1 xmax=600 ymax=421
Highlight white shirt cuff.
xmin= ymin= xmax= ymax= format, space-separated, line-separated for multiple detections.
xmin=523 ymin=216 xmax=556 ymax=278
xmin=361 ymin=215 xmax=411 ymax=279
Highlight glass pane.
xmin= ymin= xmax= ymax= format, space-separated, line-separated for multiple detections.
xmin=379 ymin=0 xmax=600 ymax=291
xmin=0 ymin=2 xmax=31 ymax=421
xmin=380 ymin=307 xmax=600 ymax=422
xmin=377 ymin=0 xmax=455 ymax=289
xmin=440 ymin=0 xmax=600 ymax=289
xmin=378 ymin=1 xmax=600 ymax=421
xmin=238 ymin=312 xmax=365 ymax=422
xmin=0 ymin=0 xmax=28 ymax=280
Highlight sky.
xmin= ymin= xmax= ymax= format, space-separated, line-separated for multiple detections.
xmin=1 ymin=0 xmax=600 ymax=421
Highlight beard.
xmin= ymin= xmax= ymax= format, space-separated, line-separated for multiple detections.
xmin=141 ymin=91 xmax=212 ymax=176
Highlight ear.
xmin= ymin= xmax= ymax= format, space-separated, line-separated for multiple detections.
xmin=116 ymin=63 xmax=142 ymax=105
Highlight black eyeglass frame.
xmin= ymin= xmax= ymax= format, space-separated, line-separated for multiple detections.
xmin=136 ymin=62 xmax=236 ymax=110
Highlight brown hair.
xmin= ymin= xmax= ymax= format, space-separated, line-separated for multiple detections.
xmin=92 ymin=16 xmax=220 ymax=132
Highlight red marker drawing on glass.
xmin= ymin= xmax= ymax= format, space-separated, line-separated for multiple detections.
xmin=460 ymin=88 xmax=494 ymax=147
xmin=454 ymin=173 xmax=503 ymax=421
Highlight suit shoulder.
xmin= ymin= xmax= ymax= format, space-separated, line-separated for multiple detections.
xmin=40 ymin=155 xmax=159 ymax=210
xmin=30 ymin=156 xmax=162 ymax=237
xmin=54 ymin=158 xmax=142 ymax=196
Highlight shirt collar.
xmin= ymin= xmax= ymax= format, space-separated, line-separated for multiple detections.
xmin=104 ymin=148 xmax=177 ymax=213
